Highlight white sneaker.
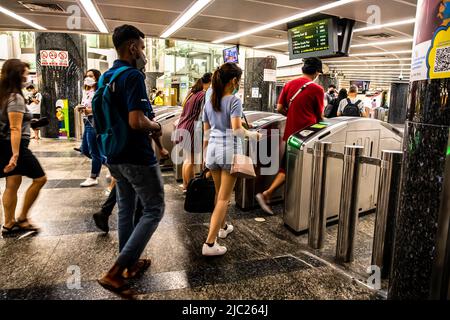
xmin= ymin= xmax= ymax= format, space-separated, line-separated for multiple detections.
xmin=80 ymin=178 xmax=98 ymax=187
xmin=218 ymin=224 xmax=234 ymax=239
xmin=202 ymin=242 xmax=227 ymax=256
xmin=255 ymin=193 xmax=274 ymax=215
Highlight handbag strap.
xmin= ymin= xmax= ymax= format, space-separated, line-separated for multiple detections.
xmin=242 ymin=112 xmax=250 ymax=128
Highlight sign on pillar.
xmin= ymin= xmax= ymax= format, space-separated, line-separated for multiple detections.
xmin=40 ymin=50 xmax=69 ymax=67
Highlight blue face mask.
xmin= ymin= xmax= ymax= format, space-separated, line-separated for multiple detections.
xmin=232 ymin=81 xmax=239 ymax=95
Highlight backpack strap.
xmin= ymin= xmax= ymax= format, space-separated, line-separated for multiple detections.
xmin=98 ymin=66 xmax=133 ymax=89
xmin=288 ymin=81 xmax=314 ymax=109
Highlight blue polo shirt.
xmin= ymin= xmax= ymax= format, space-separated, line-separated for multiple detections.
xmin=104 ymin=60 xmax=157 ymax=166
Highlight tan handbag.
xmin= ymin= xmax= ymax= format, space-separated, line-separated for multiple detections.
xmin=231 ymin=154 xmax=256 ymax=179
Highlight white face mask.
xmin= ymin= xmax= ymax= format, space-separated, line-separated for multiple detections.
xmin=84 ymin=77 xmax=96 ymax=87
xmin=136 ymin=52 xmax=148 ymax=71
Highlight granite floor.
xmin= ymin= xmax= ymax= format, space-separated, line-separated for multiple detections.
xmin=0 ymin=139 xmax=385 ymax=300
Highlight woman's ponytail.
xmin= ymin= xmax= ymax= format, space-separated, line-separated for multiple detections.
xmin=211 ymin=69 xmax=223 ymax=112
xmin=211 ymin=62 xmax=242 ymax=113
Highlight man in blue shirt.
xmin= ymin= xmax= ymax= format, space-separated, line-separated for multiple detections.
xmin=98 ymin=25 xmax=165 ymax=293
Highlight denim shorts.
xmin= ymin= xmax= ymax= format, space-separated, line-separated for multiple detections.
xmin=205 ymin=136 xmax=243 ymax=172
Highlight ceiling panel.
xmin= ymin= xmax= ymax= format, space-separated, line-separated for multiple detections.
xmin=95 ymin=0 xmax=194 ymax=13
xmin=200 ymin=0 xmax=305 ymax=24
xmin=98 ymin=5 xmax=179 ymax=27
xmin=106 ymin=20 xmax=166 ymax=38
xmin=0 ymin=0 xmax=419 ymax=67
xmin=322 ymin=0 xmax=417 ymax=25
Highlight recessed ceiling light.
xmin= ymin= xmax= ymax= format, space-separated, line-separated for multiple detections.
xmin=325 ymin=58 xmax=411 ymax=63
xmin=350 ymin=50 xmax=412 ymax=57
xmin=328 ymin=64 xmax=411 ymax=67
xmin=79 ymin=0 xmax=108 ymax=33
xmin=161 ymin=0 xmax=213 ymax=38
xmin=254 ymin=41 xmax=289 ymax=49
xmin=212 ymin=0 xmax=357 ymax=44
xmin=0 ymin=5 xmax=46 ymax=30
xmin=354 ymin=18 xmax=416 ymax=33
xmin=351 ymin=38 xmax=413 ymax=48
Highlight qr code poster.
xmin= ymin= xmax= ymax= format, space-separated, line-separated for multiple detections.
xmin=428 ymin=25 xmax=450 ymax=79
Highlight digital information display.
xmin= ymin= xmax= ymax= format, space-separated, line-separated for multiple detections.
xmin=290 ymin=18 xmax=330 ymax=56
xmin=223 ymin=46 xmax=239 ymax=63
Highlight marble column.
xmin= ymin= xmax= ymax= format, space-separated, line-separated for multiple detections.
xmin=388 ymin=0 xmax=450 ymax=299
xmin=144 ymin=71 xmax=164 ymax=97
xmin=35 ymin=33 xmax=87 ymax=138
xmin=388 ymin=83 xmax=409 ymax=124
xmin=317 ymin=75 xmax=338 ymax=91
xmin=389 ymin=78 xmax=450 ymax=299
xmin=244 ymin=57 xmax=277 ymax=112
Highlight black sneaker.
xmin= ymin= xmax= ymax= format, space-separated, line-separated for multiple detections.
xmin=93 ymin=212 xmax=110 ymax=233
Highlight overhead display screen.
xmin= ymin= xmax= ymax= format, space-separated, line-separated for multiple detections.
xmin=287 ymin=15 xmax=355 ymax=60
xmin=223 ymin=46 xmax=239 ymax=63
xmin=290 ymin=18 xmax=330 ymax=57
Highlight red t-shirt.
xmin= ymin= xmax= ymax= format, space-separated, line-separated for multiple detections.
xmin=279 ymin=77 xmax=324 ymax=141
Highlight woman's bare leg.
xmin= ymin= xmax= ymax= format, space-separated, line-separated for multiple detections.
xmin=206 ymin=170 xmax=237 ymax=244
xmin=17 ymin=176 xmax=47 ymax=224
xmin=2 ymin=175 xmax=22 ymax=228
xmin=182 ymin=153 xmax=195 ymax=190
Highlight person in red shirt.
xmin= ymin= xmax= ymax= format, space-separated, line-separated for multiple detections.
xmin=256 ymin=57 xmax=324 ymax=215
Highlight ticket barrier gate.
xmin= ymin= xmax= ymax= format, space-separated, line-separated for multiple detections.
xmin=153 ymin=109 xmax=182 ymax=168
xmin=283 ymin=117 xmax=403 ymax=233
xmin=172 ymin=110 xmax=279 ymax=181
xmin=235 ymin=114 xmax=286 ymax=210
xmin=154 ymin=106 xmax=180 ymax=118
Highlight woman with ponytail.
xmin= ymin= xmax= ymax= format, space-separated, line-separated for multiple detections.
xmin=201 ymin=62 xmax=261 ymax=256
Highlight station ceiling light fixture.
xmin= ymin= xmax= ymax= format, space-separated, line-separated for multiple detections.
xmin=353 ymin=18 xmax=416 ymax=33
xmin=350 ymin=50 xmax=412 ymax=57
xmin=325 ymin=58 xmax=411 ymax=63
xmin=351 ymin=38 xmax=413 ymax=48
xmin=212 ymin=0 xmax=357 ymax=44
xmin=331 ymin=68 xmax=409 ymax=72
xmin=0 ymin=5 xmax=46 ymax=30
xmin=254 ymin=41 xmax=289 ymax=49
xmin=339 ymin=71 xmax=410 ymax=74
xmin=160 ymin=0 xmax=213 ymax=38
xmin=328 ymin=64 xmax=411 ymax=67
xmin=79 ymin=0 xmax=108 ymax=33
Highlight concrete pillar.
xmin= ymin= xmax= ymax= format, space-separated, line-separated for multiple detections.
xmin=388 ymin=82 xmax=409 ymax=124
xmin=388 ymin=0 xmax=450 ymax=300
xmin=244 ymin=56 xmax=277 ymax=112
xmin=35 ymin=33 xmax=87 ymax=138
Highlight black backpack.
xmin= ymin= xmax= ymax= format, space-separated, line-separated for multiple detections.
xmin=184 ymin=169 xmax=216 ymax=213
xmin=342 ymin=99 xmax=362 ymax=117
xmin=324 ymin=97 xmax=339 ymax=118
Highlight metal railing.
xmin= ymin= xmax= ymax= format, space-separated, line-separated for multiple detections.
xmin=307 ymin=142 xmax=403 ymax=269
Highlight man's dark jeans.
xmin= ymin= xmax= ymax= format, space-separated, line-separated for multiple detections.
xmin=101 ymin=186 xmax=143 ymax=224
xmin=108 ymin=163 xmax=165 ymax=269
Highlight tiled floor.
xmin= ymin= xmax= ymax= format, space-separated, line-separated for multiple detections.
xmin=0 ymin=139 xmax=384 ymax=300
